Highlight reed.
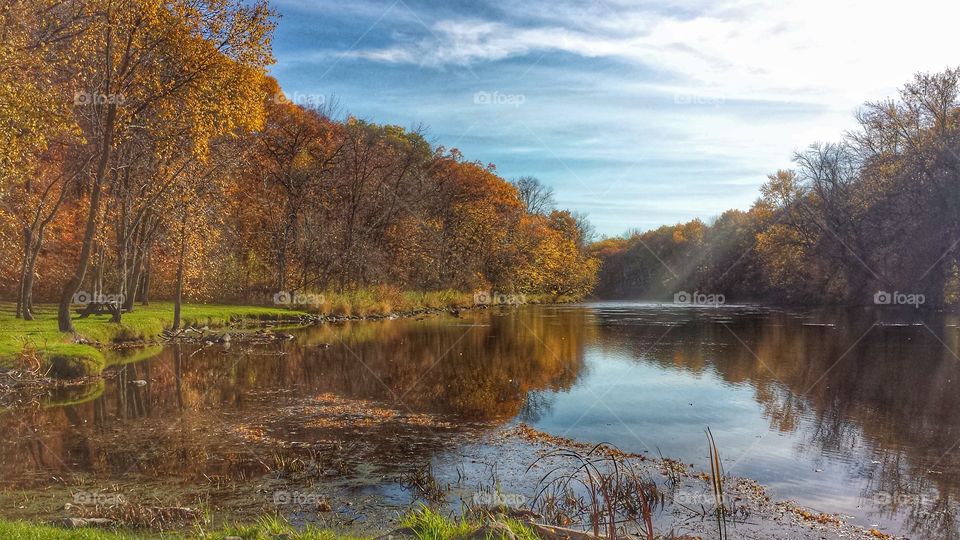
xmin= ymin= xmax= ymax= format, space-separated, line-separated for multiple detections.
xmin=705 ymin=427 xmax=727 ymax=540
xmin=527 ymin=444 xmax=661 ymax=540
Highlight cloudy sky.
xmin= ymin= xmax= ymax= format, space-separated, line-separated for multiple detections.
xmin=268 ymin=0 xmax=959 ymax=236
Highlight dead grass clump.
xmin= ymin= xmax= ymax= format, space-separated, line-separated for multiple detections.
xmin=528 ymin=444 xmax=663 ymax=540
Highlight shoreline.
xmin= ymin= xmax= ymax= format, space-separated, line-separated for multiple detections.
xmin=0 ymin=294 xmax=575 ymax=379
xmin=0 ymin=421 xmax=899 ymax=540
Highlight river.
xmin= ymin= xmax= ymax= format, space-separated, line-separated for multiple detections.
xmin=1 ymin=303 xmax=958 ymax=538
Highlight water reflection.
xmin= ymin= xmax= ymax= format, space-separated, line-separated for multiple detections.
xmin=538 ymin=303 xmax=960 ymax=538
xmin=1 ymin=304 xmax=959 ymax=537
xmin=0 ymin=308 xmax=588 ymax=487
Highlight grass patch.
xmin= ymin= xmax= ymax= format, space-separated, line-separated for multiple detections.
xmin=291 ymin=286 xmax=576 ymax=317
xmin=0 ymin=510 xmax=540 ymax=540
xmin=0 ymin=303 xmax=308 ymax=377
xmin=401 ymin=507 xmax=540 ymax=540
xmin=206 ymin=515 xmax=368 ymax=540
xmin=306 ymin=287 xmax=474 ymax=317
xmin=0 ymin=520 xmax=161 ymax=539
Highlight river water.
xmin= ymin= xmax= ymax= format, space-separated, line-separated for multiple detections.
xmin=1 ymin=303 xmax=958 ymax=538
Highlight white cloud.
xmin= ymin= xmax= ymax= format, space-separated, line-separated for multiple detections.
xmin=346 ymin=0 xmax=960 ymax=107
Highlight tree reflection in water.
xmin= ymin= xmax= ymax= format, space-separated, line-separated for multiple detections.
xmin=583 ymin=304 xmax=960 ymax=538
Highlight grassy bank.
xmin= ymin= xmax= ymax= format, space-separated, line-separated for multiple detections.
xmin=0 ymin=288 xmax=577 ymax=377
xmin=0 ymin=509 xmax=538 ymax=540
xmin=0 ymin=303 xmax=308 ymax=377
xmin=296 ymin=287 xmax=574 ymax=317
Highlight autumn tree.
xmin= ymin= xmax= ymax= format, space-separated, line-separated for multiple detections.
xmin=56 ymin=0 xmax=274 ymax=331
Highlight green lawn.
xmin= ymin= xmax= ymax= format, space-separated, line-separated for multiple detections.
xmin=0 ymin=302 xmax=308 ymax=376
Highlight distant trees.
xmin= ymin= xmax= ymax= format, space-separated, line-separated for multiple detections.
xmin=592 ymin=68 xmax=960 ymax=307
xmin=0 ymin=1 xmax=598 ymax=319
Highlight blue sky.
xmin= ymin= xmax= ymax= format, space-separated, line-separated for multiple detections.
xmin=267 ymin=0 xmax=958 ymax=236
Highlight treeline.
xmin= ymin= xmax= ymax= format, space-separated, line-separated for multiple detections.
xmin=0 ymin=0 xmax=598 ymax=330
xmin=592 ymin=68 xmax=960 ymax=308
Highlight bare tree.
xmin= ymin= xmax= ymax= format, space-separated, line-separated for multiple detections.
xmin=513 ymin=176 xmax=556 ymax=215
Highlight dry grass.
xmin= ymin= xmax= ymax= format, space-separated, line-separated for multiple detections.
xmin=528 ymin=444 xmax=662 ymax=540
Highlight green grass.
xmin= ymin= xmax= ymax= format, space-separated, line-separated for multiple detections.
xmin=0 ymin=510 xmax=540 ymax=540
xmin=0 ymin=520 xmax=162 ymax=539
xmin=0 ymin=302 xmax=308 ymax=376
xmin=399 ymin=508 xmax=539 ymax=540
xmin=204 ymin=515 xmax=368 ymax=540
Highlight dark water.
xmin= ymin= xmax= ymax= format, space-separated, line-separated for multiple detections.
xmin=2 ymin=303 xmax=959 ymax=538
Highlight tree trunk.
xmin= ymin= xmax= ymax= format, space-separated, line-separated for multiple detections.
xmin=21 ymin=250 xmax=40 ymax=320
xmin=57 ymin=101 xmax=117 ymax=332
xmin=172 ymin=215 xmax=187 ymax=331
xmin=139 ymin=255 xmax=151 ymax=305
xmin=123 ymin=248 xmax=144 ymax=312
xmin=16 ymin=227 xmax=30 ymax=319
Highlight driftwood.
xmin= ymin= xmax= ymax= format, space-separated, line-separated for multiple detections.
xmin=524 ymin=523 xmax=603 ymax=540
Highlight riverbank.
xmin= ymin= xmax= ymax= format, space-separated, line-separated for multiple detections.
xmin=0 ymin=420 xmax=899 ymax=540
xmin=0 ymin=303 xmax=310 ymax=377
xmin=0 ymin=289 xmax=576 ymax=378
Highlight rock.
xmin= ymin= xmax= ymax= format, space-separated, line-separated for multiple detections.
xmin=222 ymin=333 xmax=232 ymax=342
xmin=467 ymin=522 xmax=516 ymax=540
xmin=52 ymin=517 xmax=117 ymax=529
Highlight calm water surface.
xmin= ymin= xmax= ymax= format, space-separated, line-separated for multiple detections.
xmin=2 ymin=303 xmax=959 ymax=538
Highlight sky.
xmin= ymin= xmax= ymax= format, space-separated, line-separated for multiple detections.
xmin=267 ymin=0 xmax=960 ymax=236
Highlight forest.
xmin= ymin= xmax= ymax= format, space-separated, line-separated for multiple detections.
xmin=0 ymin=0 xmax=600 ymax=332
xmin=592 ymin=68 xmax=960 ymax=308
